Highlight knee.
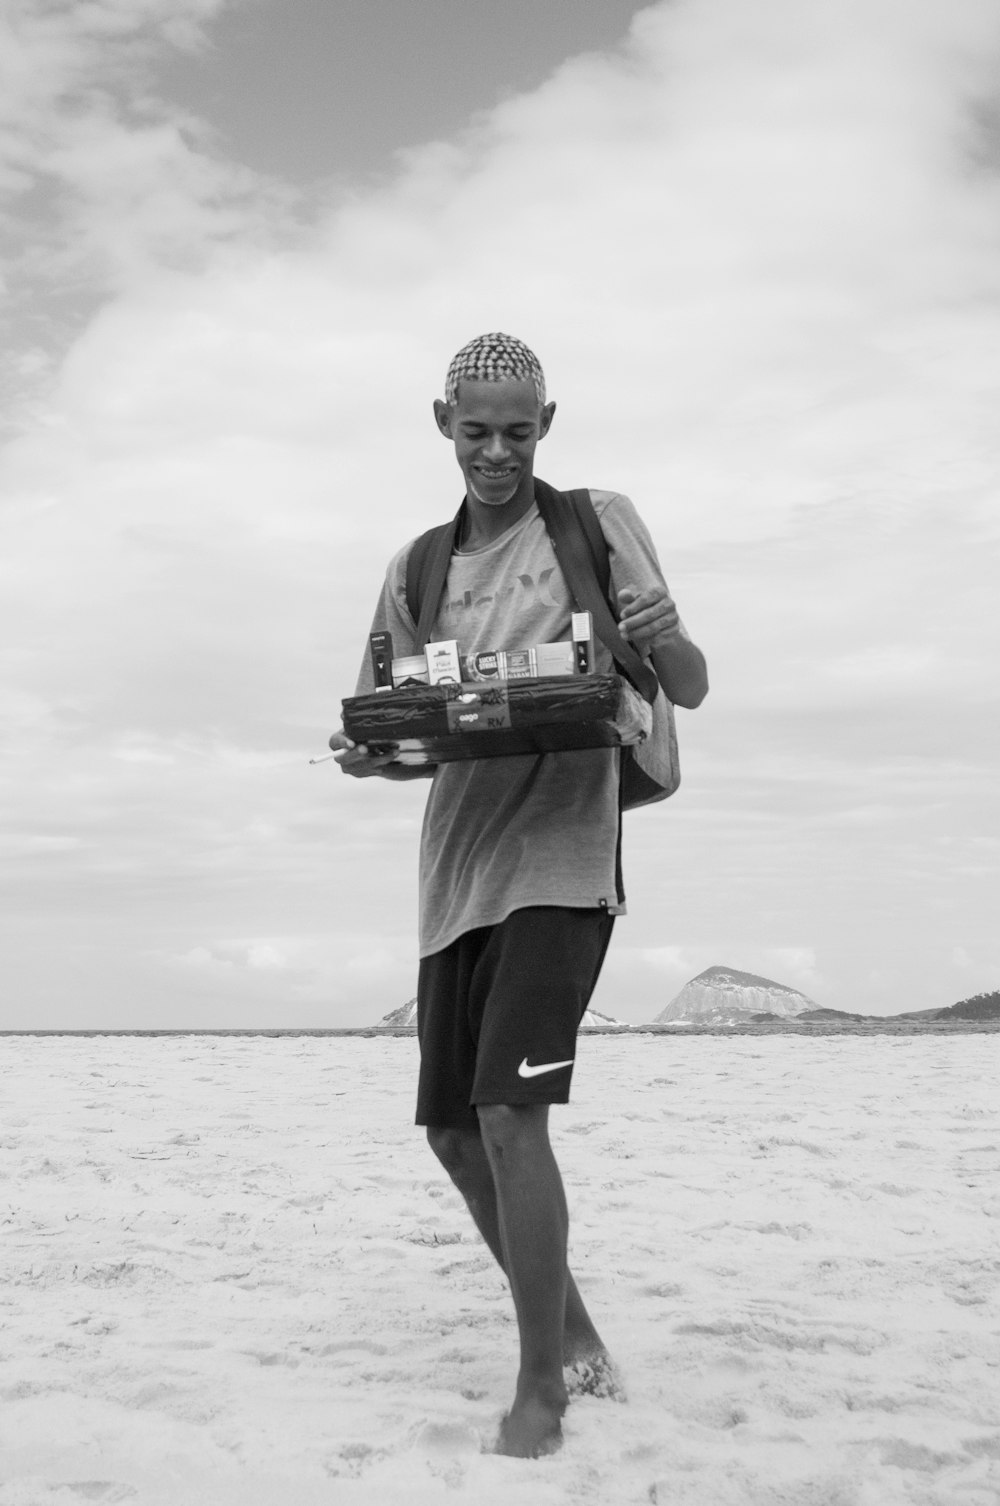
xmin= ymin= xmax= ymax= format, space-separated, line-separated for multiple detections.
xmin=476 ymin=1103 xmax=547 ymax=1160
xmin=426 ymin=1124 xmax=472 ymax=1174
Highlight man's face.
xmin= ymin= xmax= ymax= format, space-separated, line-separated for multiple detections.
xmin=434 ymin=378 xmax=556 ymax=508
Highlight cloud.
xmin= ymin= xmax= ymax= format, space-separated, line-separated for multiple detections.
xmin=173 ymin=938 xmax=290 ymax=971
xmin=0 ymin=0 xmax=286 ymax=423
xmin=2 ymin=0 xmax=999 ymax=1025
xmin=761 ymin=948 xmax=822 ymax=992
xmin=639 ymin=947 xmax=696 ymax=974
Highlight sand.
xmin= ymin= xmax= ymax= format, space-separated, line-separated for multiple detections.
xmin=1 ymin=1032 xmax=998 ymax=1506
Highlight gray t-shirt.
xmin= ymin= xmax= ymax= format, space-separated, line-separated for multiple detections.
xmin=353 ymin=491 xmax=679 ymax=957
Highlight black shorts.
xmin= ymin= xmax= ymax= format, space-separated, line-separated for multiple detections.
xmin=415 ymin=905 xmax=615 ymax=1128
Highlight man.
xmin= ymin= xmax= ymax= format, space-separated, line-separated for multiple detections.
xmin=331 ymin=332 xmax=708 ymax=1457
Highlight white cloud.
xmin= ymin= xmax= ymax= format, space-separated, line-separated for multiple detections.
xmin=170 ymin=936 xmax=302 ymax=976
xmin=0 ymin=0 xmax=284 ymax=426
xmin=344 ymin=946 xmax=409 ymax=980
xmin=175 ymin=944 xmax=233 ymax=972
xmin=761 ymin=948 xmax=822 ymax=991
xmin=2 ymin=0 xmax=999 ymax=1025
xmin=245 ymin=942 xmax=285 ymax=970
xmin=0 ymin=834 xmax=82 ymax=856
xmin=638 ymin=947 xmax=696 ymax=974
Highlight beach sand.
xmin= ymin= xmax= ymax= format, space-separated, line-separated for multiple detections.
xmin=1 ymin=1032 xmax=998 ymax=1505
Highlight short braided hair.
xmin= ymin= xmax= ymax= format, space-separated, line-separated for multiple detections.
xmin=444 ymin=332 xmax=546 ymax=406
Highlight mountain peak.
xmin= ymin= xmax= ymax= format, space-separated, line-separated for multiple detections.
xmin=688 ymin=965 xmax=807 ymax=995
xmin=653 ymin=965 xmax=816 ymax=1025
xmin=378 ymin=998 xmax=418 ymax=1028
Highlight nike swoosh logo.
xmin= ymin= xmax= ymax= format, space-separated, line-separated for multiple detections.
xmin=517 ymin=1056 xmax=575 ymax=1079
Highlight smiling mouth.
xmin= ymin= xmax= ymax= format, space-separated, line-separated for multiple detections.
xmin=475 ymin=467 xmax=516 ymax=479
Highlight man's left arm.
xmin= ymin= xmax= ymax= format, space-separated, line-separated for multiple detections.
xmin=617 ymin=583 xmax=709 ymax=709
xmin=597 ymin=493 xmax=709 ymax=709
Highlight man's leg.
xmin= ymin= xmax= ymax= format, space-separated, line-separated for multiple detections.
xmin=426 ymin=1120 xmax=609 ymax=1368
xmin=418 ymin=907 xmax=623 ymax=1451
xmin=475 ymin=1103 xmax=567 ymax=1456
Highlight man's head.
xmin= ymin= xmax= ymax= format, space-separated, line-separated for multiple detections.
xmin=444 ymin=331 xmax=546 ymax=407
xmin=433 ymin=332 xmax=556 ymax=510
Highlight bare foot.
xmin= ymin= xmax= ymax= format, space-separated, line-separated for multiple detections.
xmin=494 ymin=1393 xmax=566 ymax=1458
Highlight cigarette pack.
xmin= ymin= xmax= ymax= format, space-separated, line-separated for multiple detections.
xmin=503 ymin=648 xmax=536 ymax=679
xmin=391 ymin=654 xmax=428 ymax=687
xmin=425 ymin=639 xmax=462 ymax=686
xmin=463 ymin=650 xmax=503 ymax=681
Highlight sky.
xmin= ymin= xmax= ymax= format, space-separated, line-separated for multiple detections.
xmin=1 ymin=0 xmax=998 ymax=1030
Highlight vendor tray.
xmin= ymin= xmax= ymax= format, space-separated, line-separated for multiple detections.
xmin=342 ymin=674 xmax=630 ymax=764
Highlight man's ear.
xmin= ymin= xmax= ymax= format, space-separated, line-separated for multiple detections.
xmin=539 ymin=400 xmax=557 ymax=440
xmin=433 ymin=398 xmax=453 ymax=438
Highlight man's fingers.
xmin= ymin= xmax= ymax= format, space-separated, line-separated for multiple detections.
xmin=330 ymin=727 xmax=394 ymax=773
xmin=619 ymin=585 xmax=674 ymax=617
xmin=334 ymin=741 xmax=401 ymax=777
xmin=623 ymin=600 xmax=677 ymax=625
xmin=621 ymin=605 xmax=679 ymax=637
xmin=620 ymin=586 xmax=682 ymax=650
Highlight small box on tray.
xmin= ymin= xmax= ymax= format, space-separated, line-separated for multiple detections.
xmin=391 ymin=654 xmax=429 ymax=686
xmin=425 ymin=639 xmax=462 ymax=686
xmin=369 ymin=631 xmax=394 ymax=691
xmin=464 ymin=648 xmax=538 ymax=681
xmin=572 ymin=611 xmax=594 ymax=673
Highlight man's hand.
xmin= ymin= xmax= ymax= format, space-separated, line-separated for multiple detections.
xmin=329 ymin=727 xmax=399 ymax=778
xmin=617 ymin=583 xmax=681 ymax=656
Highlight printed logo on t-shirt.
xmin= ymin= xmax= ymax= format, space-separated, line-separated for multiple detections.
xmin=442 ymin=568 xmax=563 ymax=625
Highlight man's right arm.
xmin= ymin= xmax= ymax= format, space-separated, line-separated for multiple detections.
xmin=336 ymin=544 xmax=437 ymax=781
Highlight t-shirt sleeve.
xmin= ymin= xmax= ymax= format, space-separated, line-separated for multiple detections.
xmin=592 ymin=491 xmax=690 ymax=640
xmin=352 ymin=541 xmax=420 ymax=696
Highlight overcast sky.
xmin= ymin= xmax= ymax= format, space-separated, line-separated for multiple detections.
xmin=1 ymin=0 xmax=998 ymax=1029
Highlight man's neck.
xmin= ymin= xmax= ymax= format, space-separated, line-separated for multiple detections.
xmin=460 ymin=475 xmax=536 ymax=550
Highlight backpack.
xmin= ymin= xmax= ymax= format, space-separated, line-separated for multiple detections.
xmin=403 ymin=478 xmax=679 ymax=809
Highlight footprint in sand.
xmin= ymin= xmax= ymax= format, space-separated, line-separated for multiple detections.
xmin=50 ymin=1487 xmax=138 ymax=1503
xmin=413 ymin=1419 xmax=481 ymax=1454
xmin=311 ymin=1339 xmax=389 ymax=1357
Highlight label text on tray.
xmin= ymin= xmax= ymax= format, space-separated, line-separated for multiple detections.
xmin=444 ymin=686 xmax=512 ymax=733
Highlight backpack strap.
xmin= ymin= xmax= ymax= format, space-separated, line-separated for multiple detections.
xmin=405 ymin=505 xmax=465 ymax=651
xmin=562 ymin=486 xmax=611 ymax=600
xmin=533 ymin=479 xmax=660 ymax=705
